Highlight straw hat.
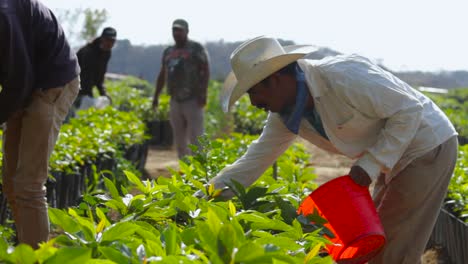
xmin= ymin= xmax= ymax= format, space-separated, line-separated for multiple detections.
xmin=220 ymin=36 xmax=317 ymax=112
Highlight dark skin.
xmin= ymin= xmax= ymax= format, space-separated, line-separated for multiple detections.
xmin=96 ymin=37 xmax=115 ymax=103
xmin=153 ymin=27 xmax=208 ymax=109
xmin=247 ymin=71 xmax=372 ymax=187
xmin=99 ymin=37 xmax=115 ymax=51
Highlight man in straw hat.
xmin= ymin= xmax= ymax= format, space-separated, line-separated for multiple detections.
xmin=208 ymin=36 xmax=458 ymax=263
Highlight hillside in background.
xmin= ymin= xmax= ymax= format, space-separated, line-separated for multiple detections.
xmin=108 ymin=39 xmax=468 ymax=89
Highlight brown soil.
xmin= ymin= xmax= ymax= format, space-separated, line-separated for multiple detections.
xmin=144 ymin=145 xmax=179 ymax=178
xmin=143 ymin=140 xmax=447 ymax=263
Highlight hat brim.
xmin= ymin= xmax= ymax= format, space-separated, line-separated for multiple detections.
xmin=220 ymin=45 xmax=318 ymax=112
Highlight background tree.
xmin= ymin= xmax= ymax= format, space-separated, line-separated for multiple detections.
xmin=54 ymin=8 xmax=108 ymax=48
xmin=80 ymin=8 xmax=108 ymax=42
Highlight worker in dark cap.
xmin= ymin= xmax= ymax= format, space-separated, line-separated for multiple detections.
xmin=152 ymin=19 xmax=210 ymax=158
xmin=76 ymin=27 xmax=117 ymax=105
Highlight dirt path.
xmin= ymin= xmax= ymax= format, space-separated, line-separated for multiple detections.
xmin=144 ymin=146 xmax=179 ymax=178
xmin=143 ymin=141 xmax=442 ymax=263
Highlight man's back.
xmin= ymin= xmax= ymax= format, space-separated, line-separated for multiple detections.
xmin=0 ymin=0 xmax=79 ymax=122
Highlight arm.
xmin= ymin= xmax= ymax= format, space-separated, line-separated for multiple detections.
xmin=320 ymin=56 xmax=423 ymax=181
xmin=197 ymin=46 xmax=210 ymax=107
xmin=76 ymin=46 xmax=94 ymax=96
xmin=209 ymin=113 xmax=296 ymax=198
xmin=96 ymin=52 xmax=110 ymax=96
xmin=153 ymin=54 xmax=166 ymax=109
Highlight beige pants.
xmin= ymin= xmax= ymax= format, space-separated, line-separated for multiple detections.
xmin=2 ymin=78 xmax=79 ymax=248
xmin=368 ymin=136 xmax=458 ymax=264
xmin=169 ymin=98 xmax=204 ymax=159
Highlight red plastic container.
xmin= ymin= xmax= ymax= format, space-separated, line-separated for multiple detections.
xmin=298 ymin=175 xmax=386 ymax=264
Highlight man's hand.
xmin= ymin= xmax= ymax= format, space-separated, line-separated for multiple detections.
xmin=349 ymin=165 xmax=372 ymax=186
xmin=152 ymin=98 xmax=159 ymax=111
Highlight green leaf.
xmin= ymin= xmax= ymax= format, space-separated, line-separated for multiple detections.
xmin=99 ymin=246 xmax=129 ymax=264
xmin=43 ymin=247 xmax=91 ymax=264
xmin=217 ymin=225 xmax=236 ymax=263
xmin=236 ymin=212 xmax=293 ymax=232
xmin=189 ymin=179 xmax=206 ymax=193
xmin=48 ymin=208 xmax=80 ymax=234
xmin=124 ymin=170 xmax=147 ymax=193
xmin=67 ymin=208 xmax=96 ymax=241
xmin=96 ymin=207 xmax=111 ymax=228
xmin=52 ymin=234 xmax=77 ymax=247
xmin=104 ymin=200 xmax=126 ymax=215
xmin=235 ymin=242 xmax=264 ymax=262
xmin=254 ymin=236 xmax=301 ymax=251
xmin=11 ymin=244 xmax=36 ymax=264
xmin=195 ymin=222 xmax=217 ymax=256
xmin=206 ymin=207 xmax=222 ymax=236
xmin=0 ymin=239 xmax=12 ymax=262
xmin=244 ymin=187 xmax=269 ymax=207
xmin=274 ymin=197 xmax=298 ymax=225
xmin=86 ymin=260 xmax=117 ymax=264
xmin=144 ymin=240 xmax=165 ymax=257
xmin=304 ymin=243 xmax=323 ymax=263
xmin=134 ymin=221 xmax=161 ymax=242
xmin=228 ymin=201 xmax=237 ymax=217
xmin=235 ymin=211 xmax=268 ymax=223
xmin=226 ymin=179 xmax=246 ymax=198
xmin=101 ymin=222 xmax=139 ymax=242
xmin=162 ymin=223 xmax=179 ymax=255
xmin=104 ymin=177 xmax=122 ymax=202
xmin=35 ymin=239 xmax=59 ymax=262
xmin=180 ymin=227 xmax=197 ymax=246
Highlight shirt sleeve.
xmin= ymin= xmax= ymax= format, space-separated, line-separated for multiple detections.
xmin=195 ymin=44 xmax=209 ymax=99
xmin=209 ymin=112 xmax=297 ymax=197
xmin=319 ymin=55 xmax=423 ymax=180
xmin=96 ymin=51 xmax=111 ymax=95
xmin=0 ymin=13 xmax=34 ymax=124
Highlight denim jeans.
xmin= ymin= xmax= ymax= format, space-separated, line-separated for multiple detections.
xmin=2 ymin=77 xmax=79 ymax=248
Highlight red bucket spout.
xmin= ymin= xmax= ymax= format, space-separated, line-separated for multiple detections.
xmin=298 ymin=175 xmax=386 ymax=264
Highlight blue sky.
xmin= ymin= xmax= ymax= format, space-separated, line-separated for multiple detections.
xmin=42 ymin=0 xmax=467 ymax=72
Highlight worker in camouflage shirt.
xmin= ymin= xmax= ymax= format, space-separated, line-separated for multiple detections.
xmin=153 ymin=19 xmax=210 ymax=158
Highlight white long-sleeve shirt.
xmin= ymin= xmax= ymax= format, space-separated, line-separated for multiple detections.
xmin=210 ymin=55 xmax=457 ymax=191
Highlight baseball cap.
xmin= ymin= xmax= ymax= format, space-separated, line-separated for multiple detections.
xmin=172 ymin=19 xmax=189 ymax=31
xmin=101 ymin=27 xmax=117 ymax=40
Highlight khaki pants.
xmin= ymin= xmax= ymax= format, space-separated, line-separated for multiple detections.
xmin=2 ymin=78 xmax=79 ymax=248
xmin=369 ymin=136 xmax=458 ymax=264
xmin=169 ymin=98 xmax=204 ymax=159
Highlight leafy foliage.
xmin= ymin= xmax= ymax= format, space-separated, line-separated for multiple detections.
xmin=425 ymin=88 xmax=468 ymax=140
xmin=424 ymin=88 xmax=468 ymax=222
xmin=446 ymin=145 xmax=468 ymax=222
xmin=0 ymin=132 xmax=333 ymax=263
xmin=49 ymin=107 xmax=146 ymax=174
xmin=232 ymin=95 xmax=267 ymax=135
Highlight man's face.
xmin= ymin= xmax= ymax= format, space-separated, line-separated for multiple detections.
xmin=247 ymin=73 xmax=296 ymax=113
xmin=100 ymin=37 xmax=116 ymax=51
xmin=172 ymin=27 xmax=188 ymax=44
